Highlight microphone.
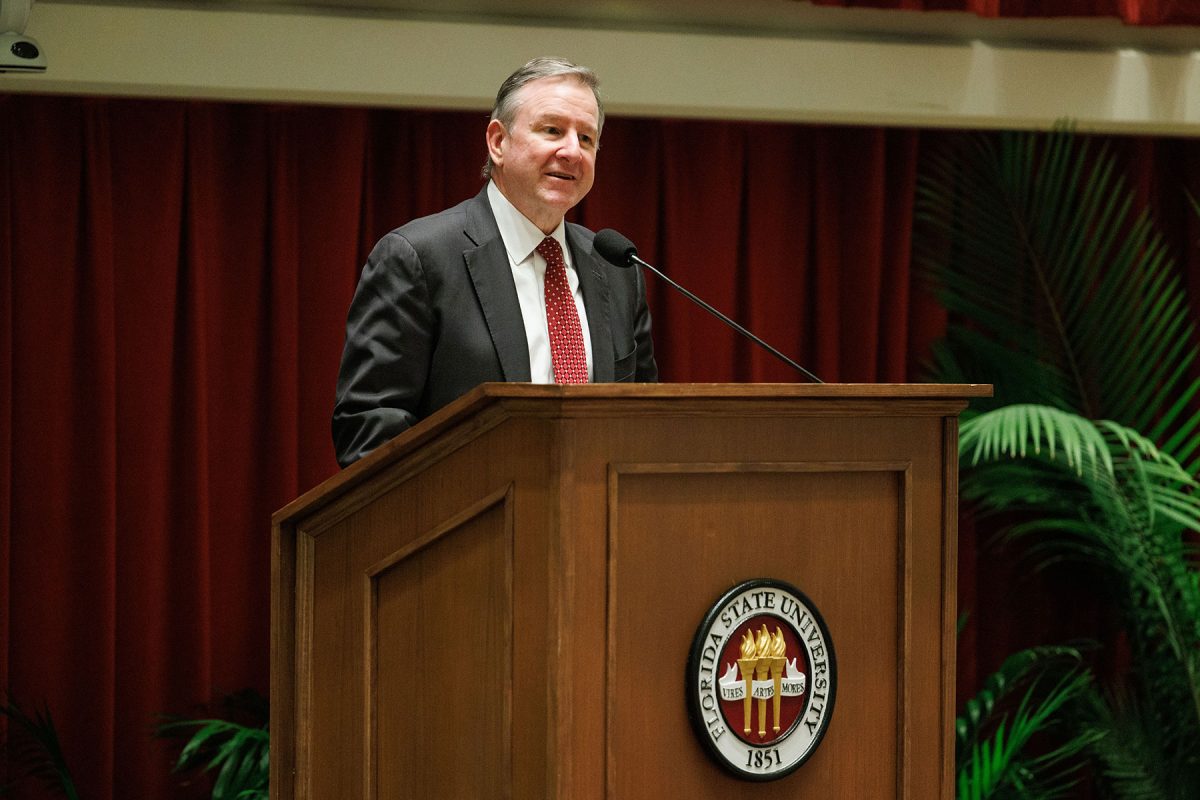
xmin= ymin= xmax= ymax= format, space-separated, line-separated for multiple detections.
xmin=593 ymin=229 xmax=823 ymax=384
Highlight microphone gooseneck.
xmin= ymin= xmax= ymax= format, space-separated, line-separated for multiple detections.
xmin=593 ymin=228 xmax=823 ymax=384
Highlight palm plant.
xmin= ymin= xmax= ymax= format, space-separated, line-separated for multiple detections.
xmin=917 ymin=127 xmax=1200 ymax=797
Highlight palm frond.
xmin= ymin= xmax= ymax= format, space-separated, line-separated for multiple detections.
xmin=1082 ymin=685 xmax=1200 ymax=800
xmin=918 ymin=126 xmax=1200 ymax=467
xmin=961 ymin=406 xmax=1197 ymax=514
xmin=158 ymin=716 xmax=269 ymax=800
xmin=961 ymin=404 xmax=1115 ymax=478
xmin=956 ymin=645 xmax=1085 ymax=755
xmin=0 ymin=699 xmax=81 ymax=799
xmin=157 ymin=689 xmax=270 ymax=800
xmin=956 ymin=659 xmax=1097 ymax=800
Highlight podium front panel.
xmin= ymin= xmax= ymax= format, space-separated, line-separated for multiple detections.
xmin=273 ymin=385 xmax=981 ymax=800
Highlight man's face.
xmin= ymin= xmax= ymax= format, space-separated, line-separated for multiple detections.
xmin=486 ymin=76 xmax=600 ymax=234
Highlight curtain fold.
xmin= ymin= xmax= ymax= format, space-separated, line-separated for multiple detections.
xmin=3 ymin=94 xmax=1199 ymax=798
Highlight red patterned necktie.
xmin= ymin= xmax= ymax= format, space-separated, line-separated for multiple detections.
xmin=536 ymin=236 xmax=588 ymax=384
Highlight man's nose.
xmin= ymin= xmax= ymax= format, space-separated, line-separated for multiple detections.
xmin=557 ymin=132 xmax=582 ymax=161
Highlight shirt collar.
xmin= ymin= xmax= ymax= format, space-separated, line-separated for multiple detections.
xmin=487 ymin=181 xmax=570 ymax=268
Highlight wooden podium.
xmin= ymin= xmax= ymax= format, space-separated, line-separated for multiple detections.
xmin=271 ymin=383 xmax=988 ymax=799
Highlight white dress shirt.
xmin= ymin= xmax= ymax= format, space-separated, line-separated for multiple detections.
xmin=487 ymin=180 xmax=594 ymax=383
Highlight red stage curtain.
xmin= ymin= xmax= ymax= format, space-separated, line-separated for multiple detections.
xmin=2 ymin=94 xmax=1199 ymax=799
xmin=811 ymin=0 xmax=1200 ymax=24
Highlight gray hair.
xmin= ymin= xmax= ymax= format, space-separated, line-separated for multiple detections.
xmin=482 ymin=56 xmax=604 ymax=180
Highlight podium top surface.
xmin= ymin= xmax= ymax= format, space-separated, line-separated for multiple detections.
xmin=427 ymin=382 xmax=991 ymax=402
xmin=276 ymin=382 xmax=990 ymax=525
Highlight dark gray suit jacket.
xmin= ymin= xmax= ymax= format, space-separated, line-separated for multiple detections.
xmin=333 ymin=186 xmax=658 ymax=466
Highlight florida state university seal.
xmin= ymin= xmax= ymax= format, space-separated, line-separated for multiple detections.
xmin=685 ymin=579 xmax=836 ymax=781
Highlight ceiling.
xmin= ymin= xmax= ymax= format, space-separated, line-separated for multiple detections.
xmin=53 ymin=0 xmax=1200 ymax=51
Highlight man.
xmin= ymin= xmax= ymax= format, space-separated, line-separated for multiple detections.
xmin=332 ymin=57 xmax=658 ymax=467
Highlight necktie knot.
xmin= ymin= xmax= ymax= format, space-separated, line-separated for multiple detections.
xmin=536 ymin=236 xmax=563 ymax=264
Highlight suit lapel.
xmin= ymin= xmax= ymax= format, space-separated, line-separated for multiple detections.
xmin=568 ymin=226 xmax=614 ymax=382
xmin=463 ymin=190 xmax=532 ymax=382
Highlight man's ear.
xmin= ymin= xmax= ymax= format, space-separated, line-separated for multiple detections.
xmin=485 ymin=119 xmax=506 ymax=167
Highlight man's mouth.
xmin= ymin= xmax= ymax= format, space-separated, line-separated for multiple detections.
xmin=546 ymin=171 xmax=576 ymax=181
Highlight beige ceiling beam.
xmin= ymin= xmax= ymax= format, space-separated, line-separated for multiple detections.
xmin=4 ymin=1 xmax=1199 ymax=134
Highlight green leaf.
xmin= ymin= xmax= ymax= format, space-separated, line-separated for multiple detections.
xmin=158 ymin=702 xmax=270 ymax=800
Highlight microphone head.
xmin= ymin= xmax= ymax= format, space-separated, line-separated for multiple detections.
xmin=593 ymin=228 xmax=638 ymax=268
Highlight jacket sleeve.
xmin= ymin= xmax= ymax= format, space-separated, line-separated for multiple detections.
xmin=332 ymin=232 xmax=433 ymax=467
